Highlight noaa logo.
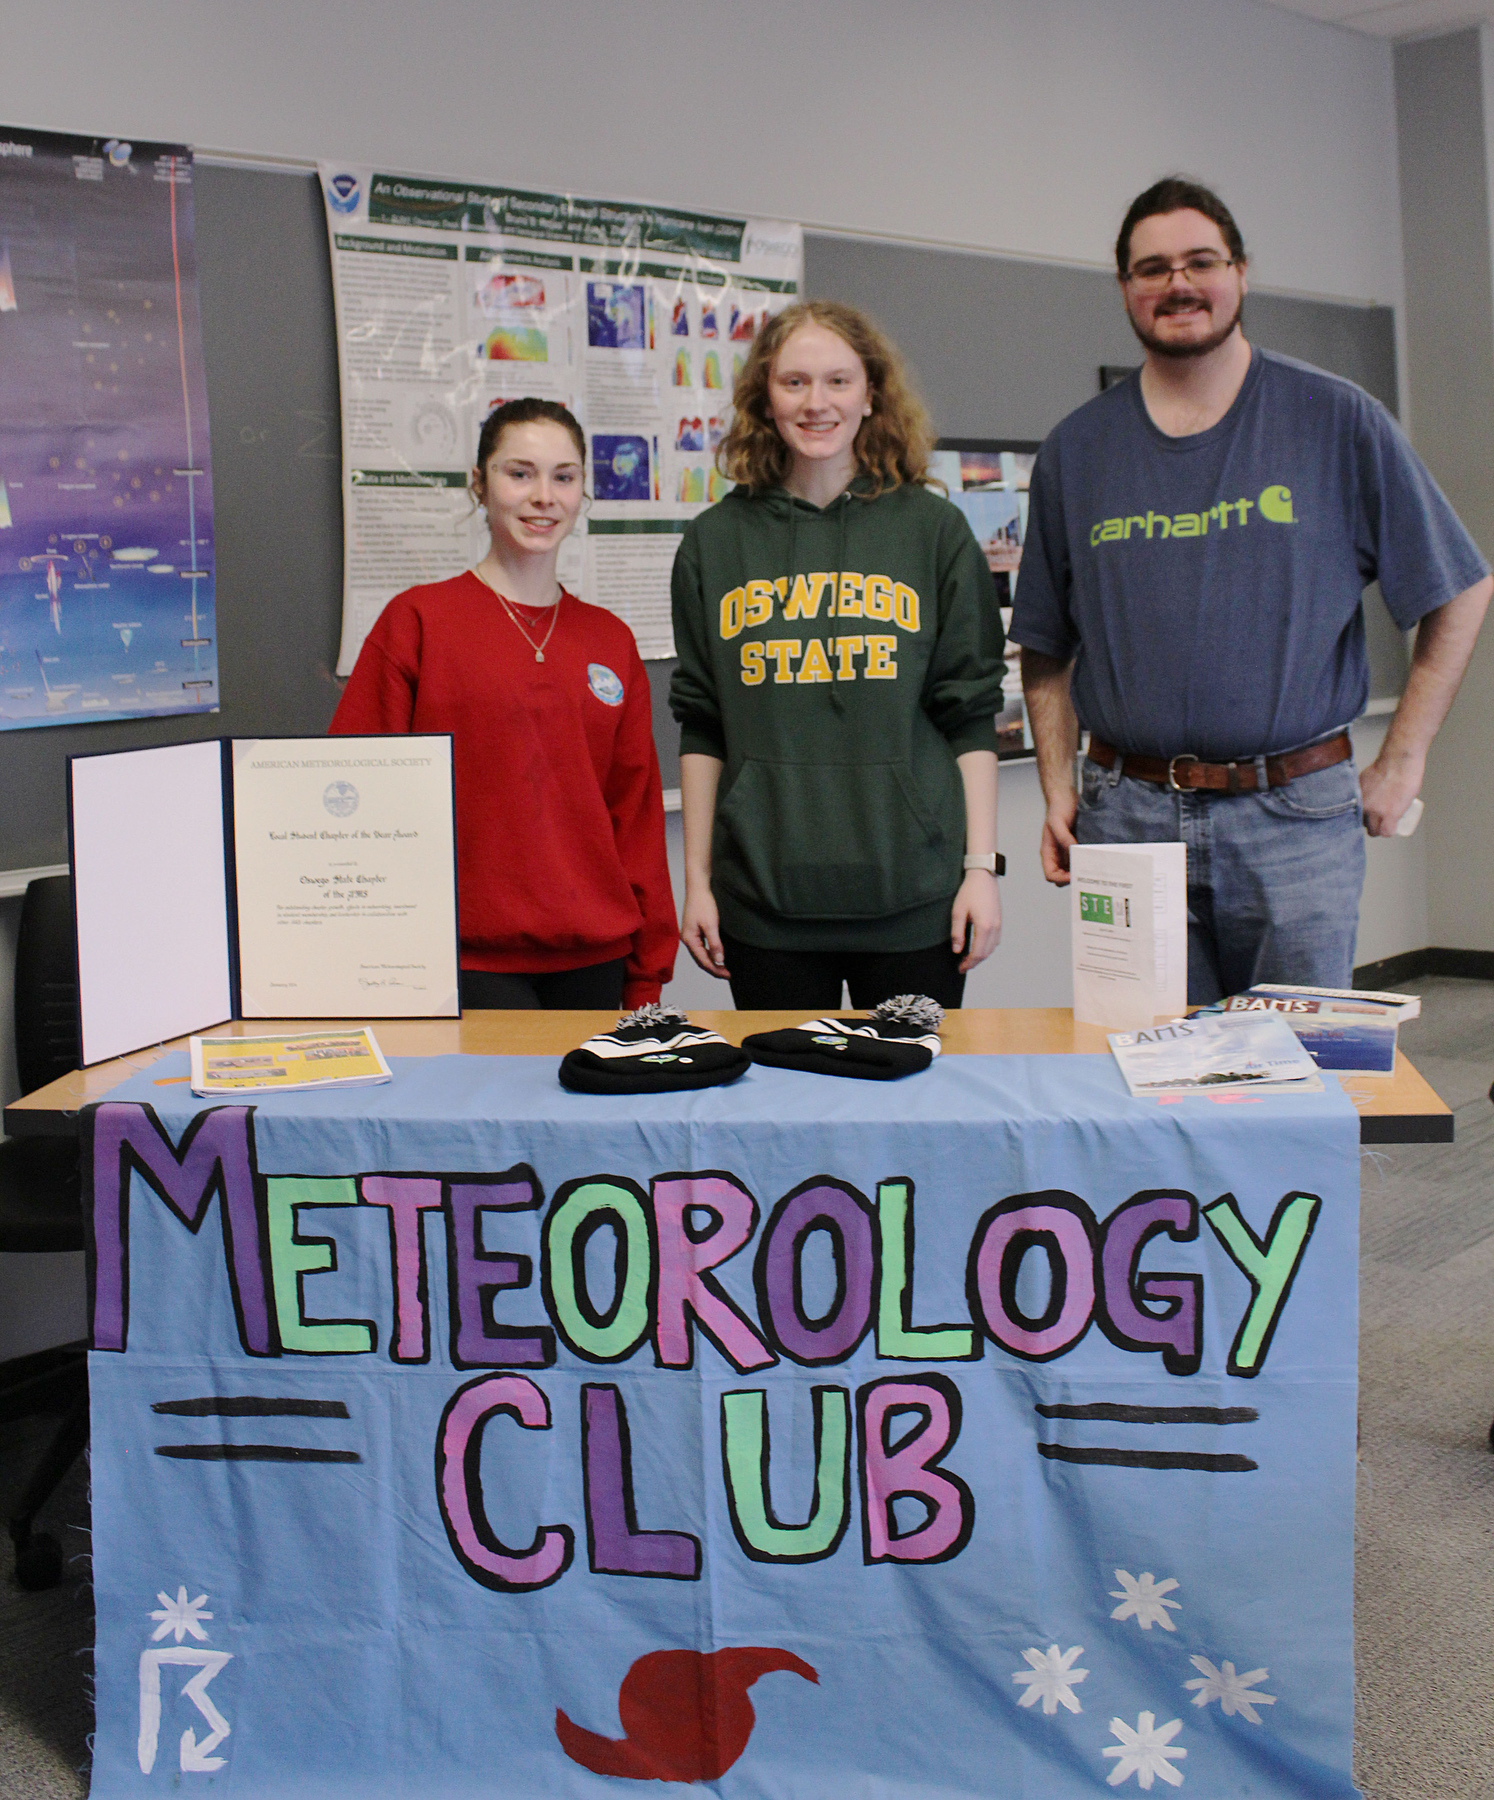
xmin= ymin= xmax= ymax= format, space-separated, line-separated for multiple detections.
xmin=587 ymin=663 xmax=624 ymax=706
xmin=812 ymin=1034 xmax=849 ymax=1049
xmin=323 ymin=780 xmax=359 ymax=818
xmin=326 ymin=172 xmax=361 ymax=215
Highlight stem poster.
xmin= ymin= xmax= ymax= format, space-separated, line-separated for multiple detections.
xmin=320 ymin=164 xmax=801 ymax=670
xmin=0 ymin=127 xmax=217 ymax=731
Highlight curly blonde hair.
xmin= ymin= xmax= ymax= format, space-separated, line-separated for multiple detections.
xmin=717 ymin=300 xmax=934 ymax=497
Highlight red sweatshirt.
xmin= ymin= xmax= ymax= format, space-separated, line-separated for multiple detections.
xmin=330 ymin=573 xmax=676 ymax=1006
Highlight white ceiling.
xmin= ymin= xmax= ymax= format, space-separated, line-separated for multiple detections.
xmin=1265 ymin=0 xmax=1494 ymax=36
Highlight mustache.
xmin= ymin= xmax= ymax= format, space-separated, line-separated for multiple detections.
xmin=1126 ymin=293 xmax=1243 ymax=360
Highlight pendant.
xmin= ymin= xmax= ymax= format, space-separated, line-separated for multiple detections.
xmin=535 ymin=650 xmax=545 ymax=662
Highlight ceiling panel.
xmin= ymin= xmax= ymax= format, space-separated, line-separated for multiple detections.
xmin=1264 ymin=0 xmax=1494 ymax=35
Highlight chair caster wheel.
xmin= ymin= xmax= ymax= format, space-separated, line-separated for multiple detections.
xmin=14 ymin=1531 xmax=63 ymax=1591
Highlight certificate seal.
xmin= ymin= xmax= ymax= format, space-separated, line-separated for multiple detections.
xmin=587 ymin=663 xmax=624 ymax=706
xmin=323 ymin=780 xmax=359 ymax=818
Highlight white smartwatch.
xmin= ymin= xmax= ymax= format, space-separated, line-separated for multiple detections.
xmin=963 ymin=852 xmax=1005 ymax=876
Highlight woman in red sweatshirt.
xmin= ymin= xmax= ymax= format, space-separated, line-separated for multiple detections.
xmin=330 ymin=398 xmax=676 ymax=1009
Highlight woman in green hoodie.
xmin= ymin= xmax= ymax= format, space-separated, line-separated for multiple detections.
xmin=670 ymin=300 xmax=1005 ymax=1009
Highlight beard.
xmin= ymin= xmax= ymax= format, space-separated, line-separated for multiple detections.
xmin=1128 ymin=292 xmax=1244 ymax=360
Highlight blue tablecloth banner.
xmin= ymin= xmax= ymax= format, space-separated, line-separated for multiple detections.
xmin=81 ymin=1052 xmax=1362 ymax=1797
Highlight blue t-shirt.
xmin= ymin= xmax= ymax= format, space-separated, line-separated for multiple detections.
xmin=1012 ymin=348 xmax=1488 ymax=759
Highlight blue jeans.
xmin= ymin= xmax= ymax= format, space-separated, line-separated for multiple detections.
xmin=1074 ymin=756 xmax=1366 ymax=1005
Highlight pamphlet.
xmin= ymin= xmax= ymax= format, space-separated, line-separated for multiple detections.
xmin=190 ymin=1028 xmax=393 ymax=1097
xmin=1070 ymin=842 xmax=1186 ymax=1029
xmin=1107 ymin=1011 xmax=1323 ymax=1099
xmin=1247 ymin=983 xmax=1419 ymax=1021
xmin=1208 ymin=986 xmax=1407 ymax=1076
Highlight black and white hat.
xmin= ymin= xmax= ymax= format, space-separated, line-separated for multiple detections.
xmin=559 ymin=1004 xmax=751 ymax=1094
xmin=742 ymin=995 xmax=945 ymax=1081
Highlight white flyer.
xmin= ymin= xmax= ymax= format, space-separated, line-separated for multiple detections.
xmin=230 ymin=736 xmax=459 ymax=1019
xmin=319 ymin=165 xmax=803 ymax=670
xmin=1070 ymin=842 xmax=1186 ymax=1028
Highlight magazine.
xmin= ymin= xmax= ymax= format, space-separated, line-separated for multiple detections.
xmin=189 ymin=1028 xmax=393 ymax=1097
xmin=1246 ymin=984 xmax=1419 ymax=1021
xmin=1209 ymin=987 xmax=1402 ymax=1076
xmin=1108 ymin=1012 xmax=1324 ymax=1099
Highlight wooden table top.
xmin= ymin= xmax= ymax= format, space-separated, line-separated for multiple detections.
xmin=2 ymin=1009 xmax=1452 ymax=1145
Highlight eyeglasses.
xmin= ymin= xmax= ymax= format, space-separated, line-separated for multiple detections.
xmin=1123 ymin=253 xmax=1238 ymax=293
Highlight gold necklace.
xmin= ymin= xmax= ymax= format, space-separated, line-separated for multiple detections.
xmin=472 ymin=564 xmax=562 ymax=662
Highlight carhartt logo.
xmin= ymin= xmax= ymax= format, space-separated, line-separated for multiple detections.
xmin=1090 ymin=486 xmax=1296 ymax=547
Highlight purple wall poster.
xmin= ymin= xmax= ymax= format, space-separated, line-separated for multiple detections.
xmin=0 ymin=127 xmax=217 ymax=731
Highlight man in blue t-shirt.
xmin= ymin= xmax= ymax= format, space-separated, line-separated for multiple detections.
xmin=1014 ymin=176 xmax=1491 ymax=1002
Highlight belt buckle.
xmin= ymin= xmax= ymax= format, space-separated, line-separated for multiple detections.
xmin=1166 ymin=753 xmax=1199 ymax=793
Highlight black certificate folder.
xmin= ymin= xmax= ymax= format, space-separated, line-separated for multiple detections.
xmin=67 ymin=735 xmax=460 ymax=1066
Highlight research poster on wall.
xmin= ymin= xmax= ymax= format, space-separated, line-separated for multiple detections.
xmin=320 ymin=163 xmax=802 ymax=672
xmin=0 ymin=126 xmax=218 ymax=730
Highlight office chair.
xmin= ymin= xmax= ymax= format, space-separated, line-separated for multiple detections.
xmin=0 ymin=874 xmax=86 ymax=1589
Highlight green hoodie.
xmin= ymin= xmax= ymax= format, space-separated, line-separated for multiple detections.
xmin=669 ymin=479 xmax=1005 ymax=952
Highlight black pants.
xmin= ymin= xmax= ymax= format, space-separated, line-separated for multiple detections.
xmin=720 ymin=936 xmax=964 ymax=1011
xmin=459 ymin=959 xmax=626 ymax=1010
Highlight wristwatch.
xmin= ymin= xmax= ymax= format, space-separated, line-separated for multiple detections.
xmin=963 ymin=852 xmax=1006 ymax=876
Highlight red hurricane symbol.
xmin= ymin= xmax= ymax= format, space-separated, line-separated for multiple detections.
xmin=555 ymin=1646 xmax=819 ymax=1782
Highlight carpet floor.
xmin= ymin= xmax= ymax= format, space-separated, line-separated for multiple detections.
xmin=2 ymin=976 xmax=1490 ymax=1798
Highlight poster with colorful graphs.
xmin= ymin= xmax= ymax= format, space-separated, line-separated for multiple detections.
xmin=319 ymin=163 xmax=800 ymax=670
xmin=0 ymin=126 xmax=217 ymax=732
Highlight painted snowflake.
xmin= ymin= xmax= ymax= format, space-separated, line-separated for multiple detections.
xmin=1184 ymin=1656 xmax=1276 ymax=1725
xmin=1012 ymin=1643 xmax=1088 ymax=1715
xmin=1103 ymin=1712 xmax=1187 ymax=1789
xmin=149 ymin=1585 xmax=213 ymax=1643
xmin=1109 ymin=1570 xmax=1181 ymax=1632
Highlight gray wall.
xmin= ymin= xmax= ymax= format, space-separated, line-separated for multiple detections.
xmin=0 ymin=166 xmax=346 ymax=874
xmin=0 ymin=184 xmax=1411 ymax=874
xmin=1397 ymin=29 xmax=1494 ymax=952
xmin=805 ymin=233 xmax=1410 ymax=698
xmin=3 ymin=1 xmax=1406 ymax=303
xmin=806 ymin=234 xmax=1400 ymax=433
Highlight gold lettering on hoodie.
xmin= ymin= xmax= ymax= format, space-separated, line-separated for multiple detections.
xmin=715 ymin=573 xmax=920 ymax=684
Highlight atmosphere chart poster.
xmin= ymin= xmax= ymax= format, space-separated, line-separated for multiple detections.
xmin=0 ymin=126 xmax=218 ymax=731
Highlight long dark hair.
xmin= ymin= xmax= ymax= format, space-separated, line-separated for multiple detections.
xmin=475 ymin=397 xmax=586 ymax=470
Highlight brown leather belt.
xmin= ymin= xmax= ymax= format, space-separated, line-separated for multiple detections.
xmin=1087 ymin=731 xmax=1352 ymax=794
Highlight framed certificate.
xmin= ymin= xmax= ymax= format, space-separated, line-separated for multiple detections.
xmin=229 ymin=738 xmax=459 ymax=1019
xmin=68 ymin=735 xmax=459 ymax=1065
